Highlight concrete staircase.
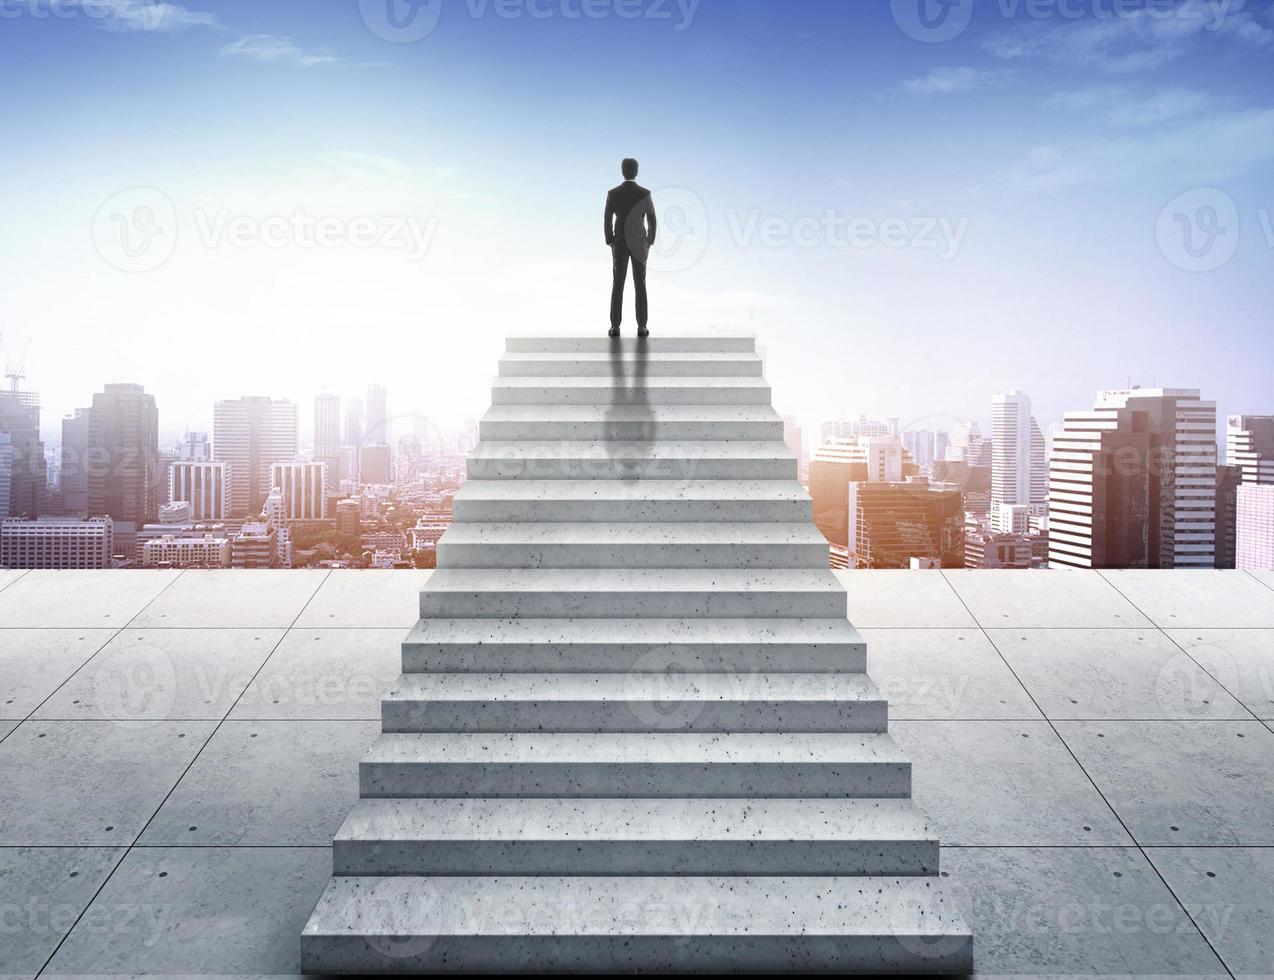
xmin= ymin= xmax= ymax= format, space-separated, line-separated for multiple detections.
xmin=301 ymin=334 xmax=972 ymax=974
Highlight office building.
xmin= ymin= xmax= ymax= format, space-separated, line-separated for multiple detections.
xmin=847 ymin=478 xmax=964 ymax=569
xmin=335 ymin=498 xmax=362 ymax=535
xmin=1049 ymin=401 xmax=1154 ymax=568
xmin=59 ymin=408 xmax=91 ymax=514
xmin=169 ymin=460 xmax=229 ymax=521
xmin=0 ymin=383 xmax=46 ymax=518
xmin=213 ymin=396 xmax=299 ymax=516
xmin=84 ymin=383 xmax=159 ymax=529
xmin=992 ymin=390 xmax=1047 ymax=509
xmin=809 ymin=437 xmax=913 ymax=549
xmin=359 ymin=444 xmax=392 ymax=485
xmin=1096 ymin=388 xmax=1217 ymax=568
xmin=1215 ymin=464 xmax=1242 ymax=569
xmin=367 ymin=383 xmax=390 ymax=446
xmin=314 ymin=393 xmax=341 ymax=491
xmin=1236 ymin=484 xmax=1274 ymax=569
xmin=143 ymin=533 xmax=231 ymax=569
xmin=0 ymin=516 xmax=113 ymax=569
xmin=1226 ymin=415 xmax=1274 ymax=485
xmin=271 ymin=461 xmax=328 ymax=521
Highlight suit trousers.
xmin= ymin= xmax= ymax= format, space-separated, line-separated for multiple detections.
xmin=610 ymin=244 xmax=647 ymax=329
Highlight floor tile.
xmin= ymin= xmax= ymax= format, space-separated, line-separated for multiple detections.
xmin=1247 ymin=569 xmax=1274 ymax=590
xmin=861 ymin=628 xmax=1040 ymax=720
xmin=1148 ymin=846 xmax=1274 ymax=977
xmin=0 ymin=720 xmax=16 ymax=740
xmin=138 ymin=720 xmax=376 ymax=846
xmin=0 ymin=720 xmax=215 ymax=845
xmin=0 ymin=571 xmax=179 ymax=628
xmin=1165 ymin=629 xmax=1274 ymax=719
xmin=33 ymin=629 xmax=284 ymax=721
xmin=128 ymin=569 xmax=328 ymax=628
xmin=44 ymin=846 xmax=329 ymax=977
xmin=0 ymin=568 xmax=28 ymax=592
xmin=1102 ymin=569 xmax=1274 ymax=628
xmin=942 ymin=846 xmax=1227 ymax=977
xmin=943 ymin=570 xmax=1150 ymax=628
xmin=990 ymin=628 xmax=1246 ymax=720
xmin=890 ymin=720 xmax=1130 ymax=845
xmin=0 ymin=630 xmax=116 ymax=718
xmin=229 ymin=628 xmax=403 ymax=720
xmin=0 ymin=846 xmax=124 ymax=980
xmin=294 ymin=569 xmax=434 ymax=628
xmin=833 ymin=570 xmax=975 ymax=627
xmin=1057 ymin=720 xmax=1274 ymax=844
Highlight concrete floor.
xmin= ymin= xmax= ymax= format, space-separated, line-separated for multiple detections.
xmin=1 ymin=567 xmax=1272 ymax=978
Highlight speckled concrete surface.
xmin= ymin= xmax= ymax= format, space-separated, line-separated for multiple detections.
xmin=3 ymin=570 xmax=1274 ymax=976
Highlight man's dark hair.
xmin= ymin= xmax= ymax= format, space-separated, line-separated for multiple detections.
xmin=621 ymin=158 xmax=639 ymax=179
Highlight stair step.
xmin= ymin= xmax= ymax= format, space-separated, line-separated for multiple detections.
xmin=467 ymin=440 xmax=796 ymax=480
xmin=506 ymin=333 xmax=756 ymax=354
xmin=360 ymin=732 xmax=911 ymax=798
xmin=419 ymin=569 xmax=847 ymax=619
xmin=499 ymin=352 xmax=764 ymax=378
xmin=381 ymin=672 xmax=886 ymax=733
xmin=492 ymin=376 xmax=772 ymax=405
xmin=331 ymin=798 xmax=936 ymax=875
xmin=300 ymin=874 xmax=973 ymax=974
xmin=401 ymin=618 xmax=866 ymax=673
xmin=437 ymin=522 xmax=827 ymax=569
xmin=452 ymin=479 xmax=812 ymax=523
xmin=478 ymin=405 xmax=784 ymax=441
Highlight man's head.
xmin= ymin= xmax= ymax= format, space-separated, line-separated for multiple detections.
xmin=621 ymin=158 xmax=639 ymax=180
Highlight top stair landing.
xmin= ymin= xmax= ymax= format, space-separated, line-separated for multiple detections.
xmin=506 ymin=333 xmax=756 ymax=354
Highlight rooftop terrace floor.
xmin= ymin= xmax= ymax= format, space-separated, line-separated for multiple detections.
xmin=1 ymin=567 xmax=1273 ymax=978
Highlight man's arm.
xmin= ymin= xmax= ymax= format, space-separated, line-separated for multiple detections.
xmin=644 ymin=192 xmax=657 ymax=246
xmin=604 ymin=191 xmax=615 ymax=246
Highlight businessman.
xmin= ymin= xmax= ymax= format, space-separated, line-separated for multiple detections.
xmin=604 ymin=158 xmax=657 ymax=337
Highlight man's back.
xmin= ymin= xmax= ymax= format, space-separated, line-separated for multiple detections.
xmin=606 ymin=181 xmax=655 ymax=255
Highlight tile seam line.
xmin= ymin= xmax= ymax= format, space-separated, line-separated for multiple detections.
xmin=1095 ymin=570 xmax=1271 ymax=737
xmin=0 ymin=570 xmax=190 ymax=747
xmin=32 ymin=568 xmax=332 ymax=979
xmin=937 ymin=569 xmax=1236 ymax=980
xmin=0 ymin=568 xmax=29 ymax=594
xmin=1241 ymin=568 xmax=1274 ymax=593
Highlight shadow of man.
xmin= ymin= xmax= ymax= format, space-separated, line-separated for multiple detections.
xmin=604 ymin=335 xmax=656 ymax=481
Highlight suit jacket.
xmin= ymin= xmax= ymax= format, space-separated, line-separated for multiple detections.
xmin=605 ymin=180 xmax=657 ymax=262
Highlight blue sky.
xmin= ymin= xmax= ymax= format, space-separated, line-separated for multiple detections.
xmin=2 ymin=0 xmax=1272 ymax=442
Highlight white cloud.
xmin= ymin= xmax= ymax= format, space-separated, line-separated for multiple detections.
xmin=1003 ymin=106 xmax=1274 ymax=191
xmin=218 ymin=34 xmax=346 ymax=68
xmin=984 ymin=0 xmax=1274 ymax=73
xmin=1043 ymin=85 xmax=1215 ymax=127
xmin=897 ymin=66 xmax=1011 ymax=96
xmin=63 ymin=0 xmax=220 ymax=32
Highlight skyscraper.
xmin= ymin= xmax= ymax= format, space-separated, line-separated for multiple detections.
xmin=809 ymin=437 xmax=911 ymax=550
xmin=86 ymin=383 xmax=160 ymax=526
xmin=1096 ymin=388 xmax=1217 ymax=568
xmin=847 ymin=478 xmax=965 ymax=569
xmin=1215 ymin=464 xmax=1242 ymax=569
xmin=0 ymin=382 xmax=46 ymax=518
xmin=213 ymin=397 xmax=299 ymax=517
xmin=60 ymin=408 xmax=91 ymax=514
xmin=366 ymin=383 xmax=390 ymax=447
xmin=1226 ymin=415 xmax=1274 ymax=485
xmin=314 ymin=393 xmax=341 ymax=492
xmin=1050 ymin=388 xmax=1216 ymax=569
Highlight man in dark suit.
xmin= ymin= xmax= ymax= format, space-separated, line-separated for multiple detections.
xmin=604 ymin=158 xmax=657 ymax=337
